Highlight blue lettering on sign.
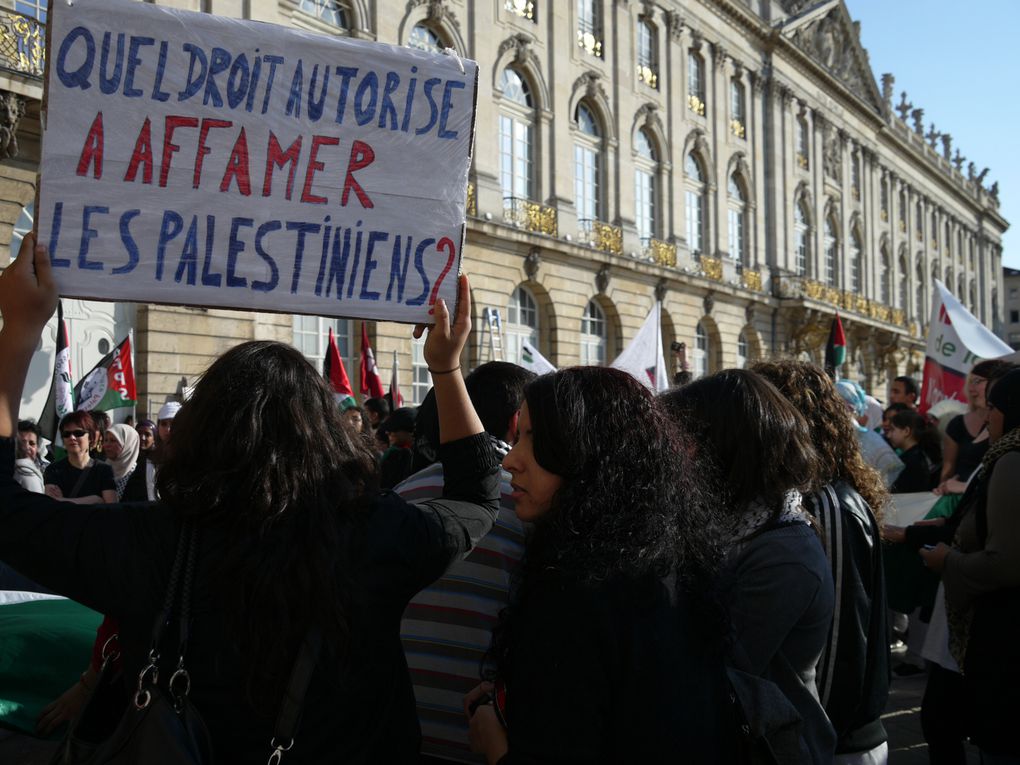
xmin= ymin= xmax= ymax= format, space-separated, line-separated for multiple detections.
xmin=78 ymin=206 xmax=109 ymax=271
xmin=56 ymin=26 xmax=95 ymax=90
xmin=114 ymin=209 xmax=141 ymax=275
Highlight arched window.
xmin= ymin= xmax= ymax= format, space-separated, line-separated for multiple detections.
xmin=634 ymin=129 xmax=658 ymax=243
xmin=944 ymin=266 xmax=953 ymax=289
xmin=407 ymin=23 xmax=444 ymax=52
xmin=969 ymin=280 xmax=977 ymax=313
xmin=687 ymin=51 xmax=705 ymax=116
xmin=824 ymin=214 xmax=838 ymax=287
xmin=945 ymin=222 xmax=953 ymax=257
xmin=736 ymin=331 xmax=749 ymax=369
xmin=727 ymin=173 xmax=747 ymax=265
xmin=898 ymin=189 xmax=907 ymax=232
xmin=637 ymin=20 xmax=657 ymax=88
xmin=880 ymin=178 xmax=889 ymax=221
xmin=915 ymin=257 xmax=925 ymax=320
xmin=958 ymin=274 xmax=966 ymax=302
xmin=693 ymin=321 xmax=708 ymax=379
xmin=794 ymin=199 xmax=810 ymax=276
xmin=580 ymin=300 xmax=607 ymax=366
xmin=915 ymin=200 xmax=923 ymax=240
xmin=577 ymin=0 xmax=602 ymax=57
xmin=931 ymin=211 xmax=939 ymax=246
xmin=685 ymin=153 xmax=706 ymax=255
xmin=851 ymin=151 xmax=861 ymax=200
xmin=850 ymin=228 xmax=862 ymax=293
xmin=730 ymin=79 xmax=746 ymax=138
xmin=574 ymin=103 xmax=602 ymax=231
xmin=499 ymin=69 xmax=534 ymax=212
xmin=898 ymin=250 xmax=909 ymax=310
xmin=506 ymin=286 xmax=539 ymax=367
xmin=300 ymin=0 xmax=346 ymax=28
xmin=880 ymin=245 xmax=891 ymax=305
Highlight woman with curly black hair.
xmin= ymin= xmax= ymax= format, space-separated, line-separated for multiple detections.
xmin=753 ymin=360 xmax=891 ymax=765
xmin=0 ymin=235 xmax=499 ymax=763
xmin=662 ymin=369 xmax=836 ymax=765
xmin=465 ymin=366 xmax=733 ymax=764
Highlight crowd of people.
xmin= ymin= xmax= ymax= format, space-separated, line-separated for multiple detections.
xmin=2 ymin=232 xmax=1019 ymax=764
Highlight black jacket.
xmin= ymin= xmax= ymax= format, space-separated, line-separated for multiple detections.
xmin=808 ymin=482 xmax=890 ymax=755
xmin=0 ymin=434 xmax=499 ymax=763
xmin=495 ymin=572 xmax=736 ymax=764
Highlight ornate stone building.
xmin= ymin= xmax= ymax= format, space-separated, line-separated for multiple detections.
xmin=0 ymin=0 xmax=1008 ymax=418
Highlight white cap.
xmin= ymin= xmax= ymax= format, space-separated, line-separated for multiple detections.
xmin=157 ymin=401 xmax=182 ymax=421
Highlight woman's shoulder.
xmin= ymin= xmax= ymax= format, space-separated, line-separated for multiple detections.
xmin=946 ymin=414 xmax=970 ymax=442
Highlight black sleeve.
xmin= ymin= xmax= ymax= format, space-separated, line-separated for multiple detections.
xmin=42 ymin=459 xmax=62 ymax=487
xmin=903 ymin=522 xmax=955 ymax=550
xmin=0 ymin=437 xmax=170 ymax=617
xmin=364 ymin=433 xmax=500 ymax=601
xmin=94 ymin=462 xmax=117 ymax=493
xmin=945 ymin=415 xmax=967 ymax=445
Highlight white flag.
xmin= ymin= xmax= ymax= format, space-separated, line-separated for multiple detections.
xmin=520 ymin=340 xmax=557 ymax=375
xmin=611 ymin=303 xmax=670 ymax=392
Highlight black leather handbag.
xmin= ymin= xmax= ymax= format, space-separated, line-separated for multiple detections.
xmin=51 ymin=523 xmax=213 ymax=764
xmin=51 ymin=523 xmax=322 ymax=765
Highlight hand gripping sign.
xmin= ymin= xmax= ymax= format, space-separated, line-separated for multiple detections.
xmin=37 ymin=0 xmax=477 ymax=324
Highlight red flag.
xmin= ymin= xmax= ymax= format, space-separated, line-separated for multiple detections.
xmin=323 ymin=328 xmax=354 ymax=404
xmin=360 ymin=324 xmax=385 ymax=398
xmin=389 ymin=349 xmax=403 ymax=407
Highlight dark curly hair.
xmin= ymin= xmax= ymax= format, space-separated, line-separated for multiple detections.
xmin=156 ymin=341 xmax=378 ymax=711
xmin=751 ymin=360 xmax=889 ymax=522
xmin=660 ymin=369 xmax=819 ymax=513
xmin=489 ymin=367 xmax=725 ymax=678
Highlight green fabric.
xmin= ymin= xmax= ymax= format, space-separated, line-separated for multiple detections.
xmin=926 ymin=493 xmax=962 ymax=521
xmin=0 ymin=599 xmax=101 ymax=736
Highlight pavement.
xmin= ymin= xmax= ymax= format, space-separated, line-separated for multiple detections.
xmin=0 ymin=662 xmax=981 ymax=764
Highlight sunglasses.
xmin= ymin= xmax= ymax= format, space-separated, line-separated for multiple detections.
xmin=61 ymin=429 xmax=88 ymax=439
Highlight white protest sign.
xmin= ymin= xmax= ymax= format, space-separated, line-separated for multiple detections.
xmin=37 ymin=0 xmax=478 ymax=324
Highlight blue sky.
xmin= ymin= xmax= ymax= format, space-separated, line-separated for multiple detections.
xmin=844 ymin=0 xmax=1018 ymax=269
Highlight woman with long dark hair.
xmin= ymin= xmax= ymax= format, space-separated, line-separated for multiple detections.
xmin=661 ymin=369 xmax=836 ymax=765
xmin=0 ymin=234 xmax=499 ymax=762
xmin=753 ymin=360 xmax=890 ymax=765
xmin=465 ymin=366 xmax=732 ymax=764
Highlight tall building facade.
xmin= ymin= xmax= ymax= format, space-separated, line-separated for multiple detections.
xmin=0 ymin=0 xmax=1008 ymax=418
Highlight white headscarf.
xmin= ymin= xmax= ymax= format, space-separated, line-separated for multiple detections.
xmin=107 ymin=423 xmax=140 ymax=482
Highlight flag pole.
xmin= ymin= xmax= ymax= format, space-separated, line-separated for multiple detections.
xmin=129 ymin=327 xmax=137 ymax=425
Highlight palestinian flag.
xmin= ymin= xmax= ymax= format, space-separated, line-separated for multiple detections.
xmin=824 ymin=314 xmax=847 ymax=378
xmin=37 ymin=301 xmax=74 ymax=446
xmin=360 ymin=324 xmax=385 ymax=399
xmin=323 ymin=327 xmax=355 ymax=408
xmin=0 ymin=591 xmax=102 ymax=735
xmin=74 ymin=335 xmax=137 ymax=412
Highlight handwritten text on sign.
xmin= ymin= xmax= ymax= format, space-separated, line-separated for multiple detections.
xmin=37 ymin=0 xmax=477 ymax=323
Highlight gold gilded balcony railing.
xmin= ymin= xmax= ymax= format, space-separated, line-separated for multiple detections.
xmin=466 ymin=183 xmax=476 ymax=217
xmin=688 ymin=94 xmax=705 ymax=117
xmin=730 ymin=119 xmax=745 ymax=139
xmin=779 ymin=276 xmax=913 ymax=330
xmin=505 ymin=0 xmax=534 ymax=21
xmin=0 ymin=10 xmax=44 ymax=77
xmin=742 ymin=269 xmax=763 ymax=291
xmin=577 ymin=218 xmax=621 ymax=255
xmin=503 ymin=197 xmax=557 ymax=237
xmin=700 ymin=255 xmax=722 ymax=281
xmin=637 ymin=64 xmax=657 ymax=89
xmin=796 ymin=153 xmax=809 ymax=170
xmin=642 ymin=237 xmax=676 ymax=267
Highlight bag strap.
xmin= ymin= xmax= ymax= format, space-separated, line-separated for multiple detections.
xmin=267 ymin=629 xmax=323 ymax=765
xmin=134 ymin=522 xmax=193 ymax=710
xmin=68 ymin=463 xmax=94 ymax=499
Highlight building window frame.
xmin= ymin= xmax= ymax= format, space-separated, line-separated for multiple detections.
xmin=498 ymin=68 xmax=535 ymax=206
xmin=685 ymin=152 xmax=706 ymax=256
xmin=580 ymin=299 xmax=608 ymax=366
